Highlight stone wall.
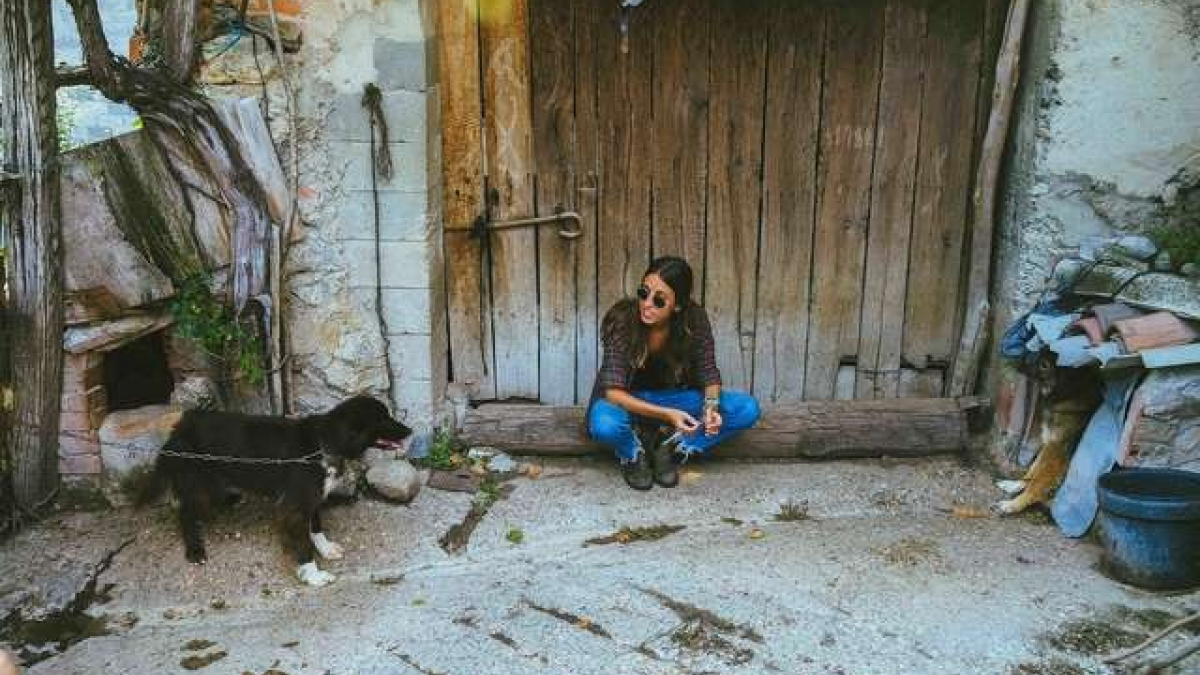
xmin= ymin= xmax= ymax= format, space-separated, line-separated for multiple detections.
xmin=197 ymin=0 xmax=446 ymax=428
xmin=1127 ymin=366 xmax=1200 ymax=468
xmin=988 ymin=0 xmax=1200 ymax=465
xmin=997 ymin=0 xmax=1200 ymax=324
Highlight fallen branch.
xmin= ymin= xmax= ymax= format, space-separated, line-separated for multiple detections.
xmin=1104 ymin=612 xmax=1200 ymax=664
xmin=1132 ymin=636 xmax=1200 ymax=675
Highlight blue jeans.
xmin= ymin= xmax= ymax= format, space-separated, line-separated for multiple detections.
xmin=588 ymin=389 xmax=761 ymax=462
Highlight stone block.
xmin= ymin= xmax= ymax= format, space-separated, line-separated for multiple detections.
xmin=326 ymin=90 xmax=426 ymax=143
xmin=59 ymin=433 xmax=99 ymax=458
xmin=336 ymin=190 xmax=428 ymax=242
xmin=338 ymin=140 xmax=428 ymax=192
xmin=325 ymin=93 xmax=372 ymax=143
xmin=365 ymin=459 xmax=422 ymax=503
xmin=344 ymin=240 xmax=429 ymax=289
xmin=1135 ymin=418 xmax=1177 ymax=446
xmin=395 ymin=377 xmax=434 ymax=419
xmin=59 ymin=410 xmax=96 ymax=434
xmin=62 ymin=352 xmax=103 ymax=383
xmin=374 ymin=0 xmax=425 ymax=42
xmin=381 ymin=288 xmax=432 ymax=334
xmin=60 ymin=454 xmax=102 ymax=476
xmin=389 ymin=334 xmax=433 ymax=381
xmin=1140 ymin=366 xmax=1200 ymax=419
xmin=61 ymin=386 xmax=106 ymax=414
xmin=379 ymin=241 xmax=429 ymax=288
xmin=343 ymin=239 xmax=379 ymax=289
xmin=1174 ymin=423 xmax=1200 ymax=455
xmin=373 ymin=38 xmax=426 ymax=92
xmin=99 ymin=405 xmax=183 ymax=491
xmin=170 ymin=376 xmax=221 ymax=410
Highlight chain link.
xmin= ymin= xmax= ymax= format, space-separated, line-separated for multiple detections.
xmin=39 ymin=425 xmax=328 ymax=466
xmin=157 ymin=448 xmax=325 ymax=466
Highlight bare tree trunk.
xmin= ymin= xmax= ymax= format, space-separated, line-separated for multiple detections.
xmin=161 ymin=0 xmax=202 ymax=83
xmin=66 ymin=0 xmax=286 ymax=412
xmin=1 ymin=0 xmax=65 ymax=509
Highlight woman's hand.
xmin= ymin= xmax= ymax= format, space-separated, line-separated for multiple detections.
xmin=703 ymin=406 xmax=723 ymax=436
xmin=664 ymin=409 xmax=700 ymax=435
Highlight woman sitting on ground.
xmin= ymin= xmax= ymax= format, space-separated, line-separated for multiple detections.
xmin=588 ymin=256 xmax=761 ymax=490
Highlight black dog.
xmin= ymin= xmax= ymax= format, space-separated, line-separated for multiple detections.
xmin=141 ymin=396 xmax=411 ymax=586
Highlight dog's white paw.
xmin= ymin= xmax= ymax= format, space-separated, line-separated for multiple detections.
xmin=994 ymin=497 xmax=1022 ymax=515
xmin=311 ymin=532 xmax=344 ymax=560
xmin=996 ymin=479 xmax=1026 ymax=496
xmin=296 ymin=562 xmax=336 ymax=587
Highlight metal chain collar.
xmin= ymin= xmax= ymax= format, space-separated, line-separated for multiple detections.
xmin=155 ymin=448 xmax=325 ymax=466
xmin=44 ymin=427 xmax=337 ymax=466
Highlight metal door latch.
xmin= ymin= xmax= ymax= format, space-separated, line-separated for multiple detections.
xmin=469 ymin=209 xmax=582 ymax=240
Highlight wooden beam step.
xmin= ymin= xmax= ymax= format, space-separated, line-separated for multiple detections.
xmin=459 ymin=397 xmax=984 ymax=458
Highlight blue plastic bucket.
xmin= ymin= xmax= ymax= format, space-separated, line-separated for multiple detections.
xmin=1096 ymin=468 xmax=1200 ymax=591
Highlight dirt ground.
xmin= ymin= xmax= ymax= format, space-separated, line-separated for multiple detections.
xmin=2 ymin=456 xmax=1198 ymax=675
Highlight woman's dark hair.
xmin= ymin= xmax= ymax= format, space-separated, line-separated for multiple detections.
xmin=647 ymin=255 xmax=694 ymax=309
xmin=602 ymin=256 xmax=697 ymax=384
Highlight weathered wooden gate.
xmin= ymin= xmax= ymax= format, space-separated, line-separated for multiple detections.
xmin=438 ymin=0 xmax=1006 ymax=407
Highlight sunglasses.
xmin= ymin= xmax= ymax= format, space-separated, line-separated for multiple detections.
xmin=636 ymin=284 xmax=669 ymax=309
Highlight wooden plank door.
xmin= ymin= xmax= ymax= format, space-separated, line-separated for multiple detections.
xmin=439 ymin=0 xmax=1005 ymax=406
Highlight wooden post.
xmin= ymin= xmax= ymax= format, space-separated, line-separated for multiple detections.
xmin=1 ymin=0 xmax=65 ymax=508
xmin=949 ymin=0 xmax=1032 ymax=397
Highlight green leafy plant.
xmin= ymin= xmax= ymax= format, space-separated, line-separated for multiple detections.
xmin=170 ymin=274 xmax=265 ymax=384
xmin=419 ymin=429 xmax=462 ymax=470
xmin=773 ymin=499 xmax=812 ymax=522
xmin=1151 ymin=222 xmax=1200 ymax=267
xmin=475 ymin=478 xmax=501 ymax=508
xmin=505 ymin=527 xmax=524 ymax=545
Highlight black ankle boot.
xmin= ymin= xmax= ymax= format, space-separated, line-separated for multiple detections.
xmin=650 ymin=438 xmax=679 ymax=488
xmin=622 ymin=451 xmax=654 ymax=491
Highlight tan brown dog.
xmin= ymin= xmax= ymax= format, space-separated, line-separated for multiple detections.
xmin=996 ymin=354 xmax=1102 ymax=515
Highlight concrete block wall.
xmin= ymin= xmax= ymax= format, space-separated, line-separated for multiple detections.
xmin=260 ymin=0 xmax=447 ymax=427
xmin=319 ymin=2 xmax=444 ymax=427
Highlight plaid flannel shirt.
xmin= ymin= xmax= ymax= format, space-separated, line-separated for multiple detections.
xmin=591 ymin=301 xmax=722 ymax=404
